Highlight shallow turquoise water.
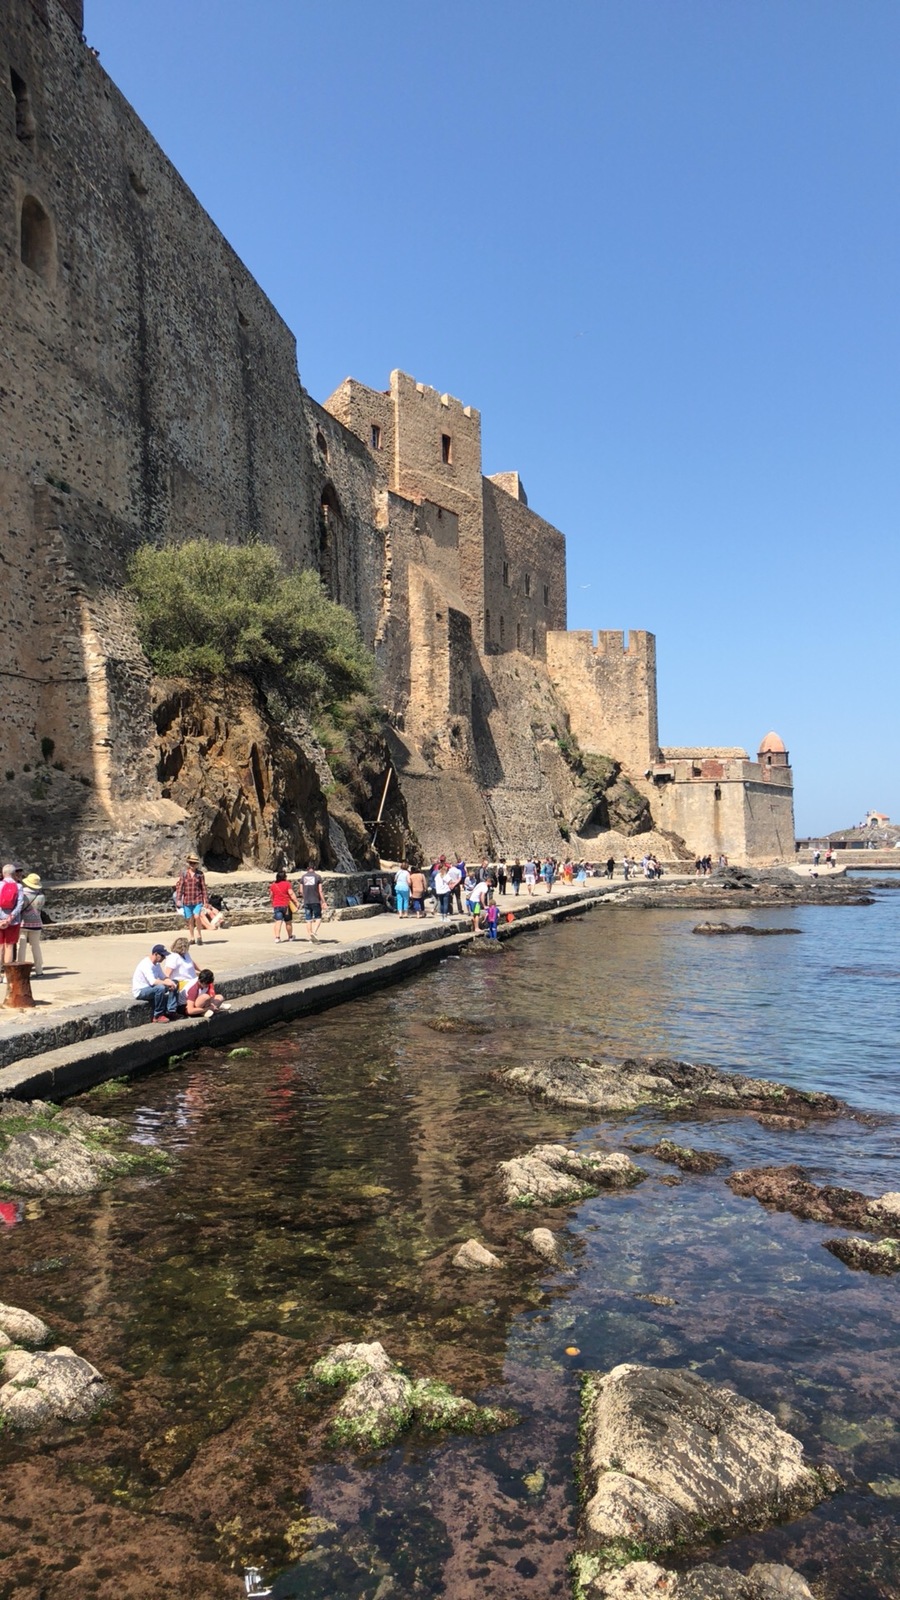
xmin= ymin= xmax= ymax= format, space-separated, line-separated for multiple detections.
xmin=1 ymin=893 xmax=898 ymax=1599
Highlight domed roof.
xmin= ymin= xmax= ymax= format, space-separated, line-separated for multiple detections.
xmin=758 ymin=731 xmax=786 ymax=754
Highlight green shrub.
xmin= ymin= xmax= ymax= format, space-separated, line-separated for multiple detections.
xmin=129 ymin=539 xmax=374 ymax=712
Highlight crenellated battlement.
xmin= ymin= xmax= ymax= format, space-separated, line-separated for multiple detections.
xmin=546 ymin=628 xmax=659 ymax=774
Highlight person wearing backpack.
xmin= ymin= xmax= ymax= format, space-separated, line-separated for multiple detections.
xmin=17 ymin=873 xmax=45 ymax=976
xmin=0 ymin=865 xmax=23 ymax=973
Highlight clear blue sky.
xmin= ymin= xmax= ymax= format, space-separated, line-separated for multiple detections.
xmin=88 ymin=0 xmax=899 ymax=836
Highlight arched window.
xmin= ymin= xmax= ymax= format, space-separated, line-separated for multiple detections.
xmin=20 ymin=196 xmax=54 ymax=283
xmin=315 ymin=429 xmax=329 ymax=461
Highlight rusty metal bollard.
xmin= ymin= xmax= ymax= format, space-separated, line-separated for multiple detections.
xmin=3 ymin=961 xmax=35 ymax=1008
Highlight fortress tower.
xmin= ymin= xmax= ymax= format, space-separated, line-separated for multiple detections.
xmin=546 ymin=629 xmax=659 ymax=774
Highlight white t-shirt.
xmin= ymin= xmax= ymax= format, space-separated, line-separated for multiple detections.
xmin=445 ymin=866 xmax=463 ymax=890
xmin=394 ymin=869 xmax=411 ymax=891
xmin=471 ymin=881 xmax=489 ymax=905
xmin=433 ymin=871 xmax=448 ymax=894
xmin=132 ymin=957 xmax=165 ymax=997
xmin=164 ymin=952 xmax=197 ymax=991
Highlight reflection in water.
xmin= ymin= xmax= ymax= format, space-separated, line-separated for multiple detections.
xmin=0 ymin=899 xmax=897 ymax=1598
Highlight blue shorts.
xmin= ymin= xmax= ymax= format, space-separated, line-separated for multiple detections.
xmin=395 ymin=888 xmax=410 ymax=911
xmin=303 ymin=903 xmax=320 ymax=921
xmin=180 ymin=903 xmax=204 ymax=918
xmin=273 ymin=906 xmax=293 ymax=921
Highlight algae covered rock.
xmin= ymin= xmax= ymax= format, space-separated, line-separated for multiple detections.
xmin=304 ymin=1340 xmax=516 ymax=1450
xmin=867 ymin=1192 xmax=900 ymax=1226
xmin=499 ymin=1144 xmax=643 ymax=1207
xmin=578 ymin=1363 xmax=837 ymax=1569
xmin=452 ymin=1238 xmax=502 ymax=1271
xmin=0 ymin=1098 xmax=168 ymax=1196
xmin=824 ymin=1236 xmax=900 ymax=1274
xmin=644 ymin=1139 xmax=727 ymax=1175
xmin=0 ymin=1345 xmax=109 ymax=1428
xmin=497 ymin=1056 xmax=841 ymax=1120
xmin=578 ymin=1558 xmax=815 ymax=1599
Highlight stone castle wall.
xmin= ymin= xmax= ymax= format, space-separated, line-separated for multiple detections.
xmin=546 ymin=629 xmax=659 ymax=774
xmin=0 ymin=0 xmax=794 ymax=870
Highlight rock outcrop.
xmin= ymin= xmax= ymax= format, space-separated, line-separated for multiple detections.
xmin=728 ymin=1166 xmax=899 ymax=1233
xmin=0 ymin=1100 xmax=169 ymax=1196
xmin=499 ymin=1144 xmax=643 ymax=1206
xmin=526 ymin=1226 xmax=563 ymax=1262
xmin=0 ymin=1346 xmax=109 ymax=1428
xmin=639 ymin=1139 xmax=727 ymax=1174
xmin=496 ymin=1056 xmax=842 ymax=1119
xmin=577 ymin=1365 xmax=837 ymax=1586
xmin=693 ymin=924 xmax=801 ymax=937
xmin=580 ymin=1559 xmax=815 ymax=1599
xmin=304 ymin=1341 xmax=516 ymax=1449
xmin=824 ymin=1236 xmax=900 ymax=1274
xmin=0 ymin=1302 xmax=108 ymax=1429
xmin=452 ymin=1239 xmax=502 ymax=1271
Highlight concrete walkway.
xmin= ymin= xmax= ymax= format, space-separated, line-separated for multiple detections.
xmin=0 ymin=881 xmax=617 ymax=1100
xmin=1 ymin=885 xmax=592 ymax=1021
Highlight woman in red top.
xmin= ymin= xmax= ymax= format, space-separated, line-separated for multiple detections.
xmin=269 ymin=871 xmax=299 ymax=942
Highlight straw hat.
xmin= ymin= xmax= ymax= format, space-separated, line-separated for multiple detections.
xmin=23 ymin=873 xmax=42 ymax=889
xmin=186 ymin=852 xmax=200 ymax=864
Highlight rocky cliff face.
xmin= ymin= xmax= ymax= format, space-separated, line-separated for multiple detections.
xmin=152 ymin=681 xmax=414 ymax=873
xmin=154 ymin=681 xmax=331 ymax=871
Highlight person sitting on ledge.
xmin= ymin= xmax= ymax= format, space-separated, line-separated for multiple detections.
xmin=184 ymin=968 xmax=230 ymax=1018
xmin=132 ymin=943 xmax=178 ymax=1023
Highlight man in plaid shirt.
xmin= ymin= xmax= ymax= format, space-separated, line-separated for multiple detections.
xmin=174 ymin=852 xmax=208 ymax=945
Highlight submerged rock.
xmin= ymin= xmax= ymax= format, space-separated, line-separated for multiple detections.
xmin=0 ymin=1098 xmax=168 ymax=1196
xmin=824 ymin=1236 xmax=900 ymax=1274
xmin=578 ymin=1364 xmax=838 ymax=1572
xmin=496 ymin=1057 xmax=841 ymax=1119
xmin=452 ymin=1238 xmax=501 ymax=1271
xmin=578 ymin=1558 xmax=815 ymax=1599
xmin=304 ymin=1340 xmax=516 ymax=1449
xmin=641 ymin=1139 xmax=727 ymax=1175
xmin=526 ymin=1226 xmax=562 ymax=1262
xmin=692 ymin=924 xmax=802 ymax=936
xmin=728 ymin=1165 xmax=894 ymax=1232
xmin=499 ymin=1144 xmax=643 ymax=1207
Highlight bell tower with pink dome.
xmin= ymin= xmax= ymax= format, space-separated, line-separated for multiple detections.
xmin=758 ymin=732 xmax=790 ymax=770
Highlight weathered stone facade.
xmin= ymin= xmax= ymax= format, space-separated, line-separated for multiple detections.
xmin=642 ymin=739 xmax=795 ymax=863
xmin=0 ymin=0 xmax=794 ymax=870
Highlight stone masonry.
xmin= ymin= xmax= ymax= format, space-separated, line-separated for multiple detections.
xmin=0 ymin=0 xmax=794 ymax=869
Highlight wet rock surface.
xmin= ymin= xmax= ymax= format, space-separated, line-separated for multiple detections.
xmin=497 ymin=1056 xmax=842 ymax=1119
xmin=692 ymin=924 xmax=802 ymax=936
xmin=499 ymin=1144 xmax=643 ymax=1206
xmin=0 ymin=1100 xmax=166 ymax=1196
xmin=305 ymin=1341 xmax=516 ymax=1449
xmin=0 ymin=1347 xmax=109 ymax=1428
xmin=728 ymin=1165 xmax=897 ymax=1232
xmin=638 ymin=1139 xmax=728 ymax=1174
xmin=452 ymin=1238 xmax=501 ymax=1271
xmin=525 ymin=1226 xmax=563 ymax=1261
xmin=582 ymin=1558 xmax=815 ymax=1599
xmin=578 ymin=1364 xmax=837 ymax=1567
xmin=824 ymin=1236 xmax=900 ymax=1274
xmin=0 ymin=1301 xmax=108 ymax=1429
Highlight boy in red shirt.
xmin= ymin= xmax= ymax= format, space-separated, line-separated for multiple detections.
xmin=185 ymin=968 xmax=230 ymax=1018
